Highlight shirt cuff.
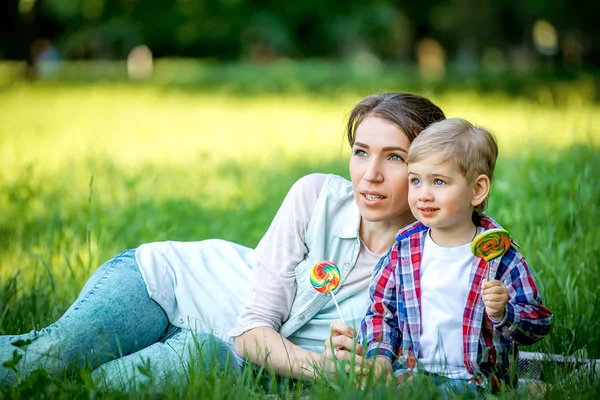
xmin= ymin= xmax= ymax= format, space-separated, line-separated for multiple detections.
xmin=366 ymin=344 xmax=395 ymax=362
xmin=490 ymin=309 xmax=508 ymax=326
xmin=228 ymin=321 xmax=274 ymax=338
xmin=493 ymin=302 xmax=519 ymax=336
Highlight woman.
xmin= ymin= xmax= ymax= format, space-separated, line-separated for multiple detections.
xmin=0 ymin=92 xmax=445 ymax=391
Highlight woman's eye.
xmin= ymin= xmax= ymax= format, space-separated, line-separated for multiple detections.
xmin=353 ymin=149 xmax=367 ymax=157
xmin=389 ymin=154 xmax=405 ymax=162
xmin=434 ymin=179 xmax=445 ymax=185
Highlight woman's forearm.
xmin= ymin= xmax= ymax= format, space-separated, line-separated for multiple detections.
xmin=234 ymin=326 xmax=326 ymax=380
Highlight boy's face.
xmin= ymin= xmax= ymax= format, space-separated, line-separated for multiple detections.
xmin=407 ymin=155 xmax=478 ymax=234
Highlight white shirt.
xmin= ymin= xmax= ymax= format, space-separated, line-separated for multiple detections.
xmin=418 ymin=231 xmax=473 ymax=379
xmin=135 ymin=174 xmax=383 ymax=353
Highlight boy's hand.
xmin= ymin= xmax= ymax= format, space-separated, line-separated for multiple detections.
xmin=481 ymin=279 xmax=509 ymax=322
xmin=356 ymin=356 xmax=394 ymax=387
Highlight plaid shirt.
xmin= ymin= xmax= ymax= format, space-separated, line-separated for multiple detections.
xmin=361 ymin=214 xmax=552 ymax=385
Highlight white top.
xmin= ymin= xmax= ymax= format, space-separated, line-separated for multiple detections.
xmin=418 ymin=230 xmax=473 ymax=379
xmin=136 ymin=174 xmax=382 ymax=353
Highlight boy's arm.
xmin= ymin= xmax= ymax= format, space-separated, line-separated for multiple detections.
xmin=493 ymin=250 xmax=553 ymax=346
xmin=360 ymin=247 xmax=401 ymax=365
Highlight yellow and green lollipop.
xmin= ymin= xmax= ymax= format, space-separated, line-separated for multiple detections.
xmin=471 ymin=228 xmax=512 ymax=280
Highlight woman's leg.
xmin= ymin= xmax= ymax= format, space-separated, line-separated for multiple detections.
xmin=0 ymin=249 xmax=170 ymax=385
xmin=91 ymin=330 xmax=240 ymax=392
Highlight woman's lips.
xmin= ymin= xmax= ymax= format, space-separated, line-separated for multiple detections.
xmin=361 ymin=191 xmax=386 ymax=205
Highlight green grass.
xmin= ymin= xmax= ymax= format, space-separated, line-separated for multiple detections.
xmin=0 ymin=77 xmax=599 ymax=398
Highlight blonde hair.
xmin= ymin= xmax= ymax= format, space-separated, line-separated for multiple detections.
xmin=406 ymin=117 xmax=498 ymax=212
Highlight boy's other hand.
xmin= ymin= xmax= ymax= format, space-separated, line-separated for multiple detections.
xmin=355 ymin=356 xmax=394 ymax=388
xmin=481 ymin=279 xmax=509 ymax=322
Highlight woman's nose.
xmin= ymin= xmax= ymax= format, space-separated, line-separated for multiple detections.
xmin=363 ymin=160 xmax=383 ymax=182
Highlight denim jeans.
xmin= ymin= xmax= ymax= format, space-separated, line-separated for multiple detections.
xmin=0 ymin=249 xmax=237 ymax=391
xmin=432 ymin=375 xmax=478 ymax=398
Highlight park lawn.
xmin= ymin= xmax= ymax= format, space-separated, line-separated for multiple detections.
xmin=0 ymin=82 xmax=599 ymax=398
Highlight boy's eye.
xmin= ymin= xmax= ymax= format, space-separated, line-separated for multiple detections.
xmin=410 ymin=178 xmax=421 ymax=185
xmin=434 ymin=179 xmax=445 ymax=185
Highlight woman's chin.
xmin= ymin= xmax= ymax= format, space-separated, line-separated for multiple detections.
xmin=359 ymin=208 xmax=414 ymax=227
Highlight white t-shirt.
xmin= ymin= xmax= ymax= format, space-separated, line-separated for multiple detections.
xmin=418 ymin=230 xmax=474 ymax=379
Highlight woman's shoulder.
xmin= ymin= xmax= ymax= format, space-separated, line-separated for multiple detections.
xmin=290 ymin=173 xmax=351 ymax=199
xmin=292 ymin=173 xmax=328 ymax=190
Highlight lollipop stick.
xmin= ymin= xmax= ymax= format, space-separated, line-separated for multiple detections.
xmin=486 ymin=261 xmax=490 ymax=281
xmin=330 ymin=292 xmax=345 ymax=324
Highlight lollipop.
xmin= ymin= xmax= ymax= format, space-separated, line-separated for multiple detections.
xmin=310 ymin=261 xmax=344 ymax=323
xmin=471 ymin=228 xmax=512 ymax=280
xmin=310 ymin=261 xmax=341 ymax=293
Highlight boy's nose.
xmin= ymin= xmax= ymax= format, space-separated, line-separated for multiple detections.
xmin=418 ymin=187 xmax=433 ymax=202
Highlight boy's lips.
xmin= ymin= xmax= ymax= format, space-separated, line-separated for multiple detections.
xmin=418 ymin=207 xmax=438 ymax=217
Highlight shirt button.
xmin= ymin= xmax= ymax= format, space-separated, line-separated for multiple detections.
xmin=300 ymin=277 xmax=306 ymax=282
xmin=213 ymin=329 xmax=220 ymax=335
xmin=326 ymin=293 xmax=331 ymax=297
xmin=179 ymin=318 xmax=184 ymax=324
xmin=344 ymin=262 xmax=350 ymax=267
xmin=299 ymin=315 xmax=306 ymax=321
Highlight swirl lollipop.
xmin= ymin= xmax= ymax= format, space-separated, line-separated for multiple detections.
xmin=471 ymin=228 xmax=512 ymax=280
xmin=310 ymin=261 xmax=344 ymax=323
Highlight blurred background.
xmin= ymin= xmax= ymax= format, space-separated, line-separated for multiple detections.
xmin=1 ymin=3 xmax=600 ymax=387
xmin=0 ymin=0 xmax=598 ymax=98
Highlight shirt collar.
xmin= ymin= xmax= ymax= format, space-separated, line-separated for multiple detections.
xmin=396 ymin=213 xmax=521 ymax=248
xmin=336 ymin=202 xmax=361 ymax=239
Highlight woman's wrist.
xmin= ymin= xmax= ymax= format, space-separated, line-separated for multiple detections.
xmin=284 ymin=348 xmax=328 ymax=380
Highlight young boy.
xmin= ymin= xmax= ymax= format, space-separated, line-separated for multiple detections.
xmin=361 ymin=118 xmax=552 ymax=392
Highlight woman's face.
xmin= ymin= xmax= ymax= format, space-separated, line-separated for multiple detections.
xmin=349 ymin=116 xmax=414 ymax=227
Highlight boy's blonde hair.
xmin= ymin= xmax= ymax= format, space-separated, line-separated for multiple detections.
xmin=407 ymin=117 xmax=498 ymax=212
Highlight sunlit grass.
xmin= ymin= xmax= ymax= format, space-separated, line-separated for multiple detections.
xmin=0 ymin=84 xmax=350 ymax=170
xmin=0 ymin=81 xmax=599 ymax=398
xmin=1 ymin=84 xmax=596 ymax=172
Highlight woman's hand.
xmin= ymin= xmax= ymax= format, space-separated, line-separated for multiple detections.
xmin=322 ymin=323 xmax=395 ymax=386
xmin=323 ymin=321 xmax=365 ymax=367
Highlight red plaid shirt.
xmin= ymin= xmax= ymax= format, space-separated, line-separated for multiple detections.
xmin=361 ymin=214 xmax=552 ymax=385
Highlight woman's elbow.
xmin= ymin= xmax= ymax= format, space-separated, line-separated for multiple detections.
xmin=234 ymin=332 xmax=250 ymax=358
xmin=234 ymin=327 xmax=268 ymax=358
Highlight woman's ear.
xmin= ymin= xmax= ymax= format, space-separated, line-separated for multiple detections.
xmin=471 ymin=174 xmax=490 ymax=208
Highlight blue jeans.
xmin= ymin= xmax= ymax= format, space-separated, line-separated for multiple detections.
xmin=0 ymin=250 xmax=237 ymax=391
xmin=433 ymin=375 xmax=478 ymax=398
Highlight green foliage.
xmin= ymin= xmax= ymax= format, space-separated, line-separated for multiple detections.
xmin=0 ymin=83 xmax=599 ymax=398
xmin=1 ymin=0 xmax=597 ymax=67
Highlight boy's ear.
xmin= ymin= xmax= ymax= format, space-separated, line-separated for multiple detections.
xmin=471 ymin=174 xmax=490 ymax=208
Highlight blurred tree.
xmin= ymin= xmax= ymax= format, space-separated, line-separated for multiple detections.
xmin=1 ymin=0 xmax=598 ymax=69
xmin=0 ymin=0 xmax=20 ymax=59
